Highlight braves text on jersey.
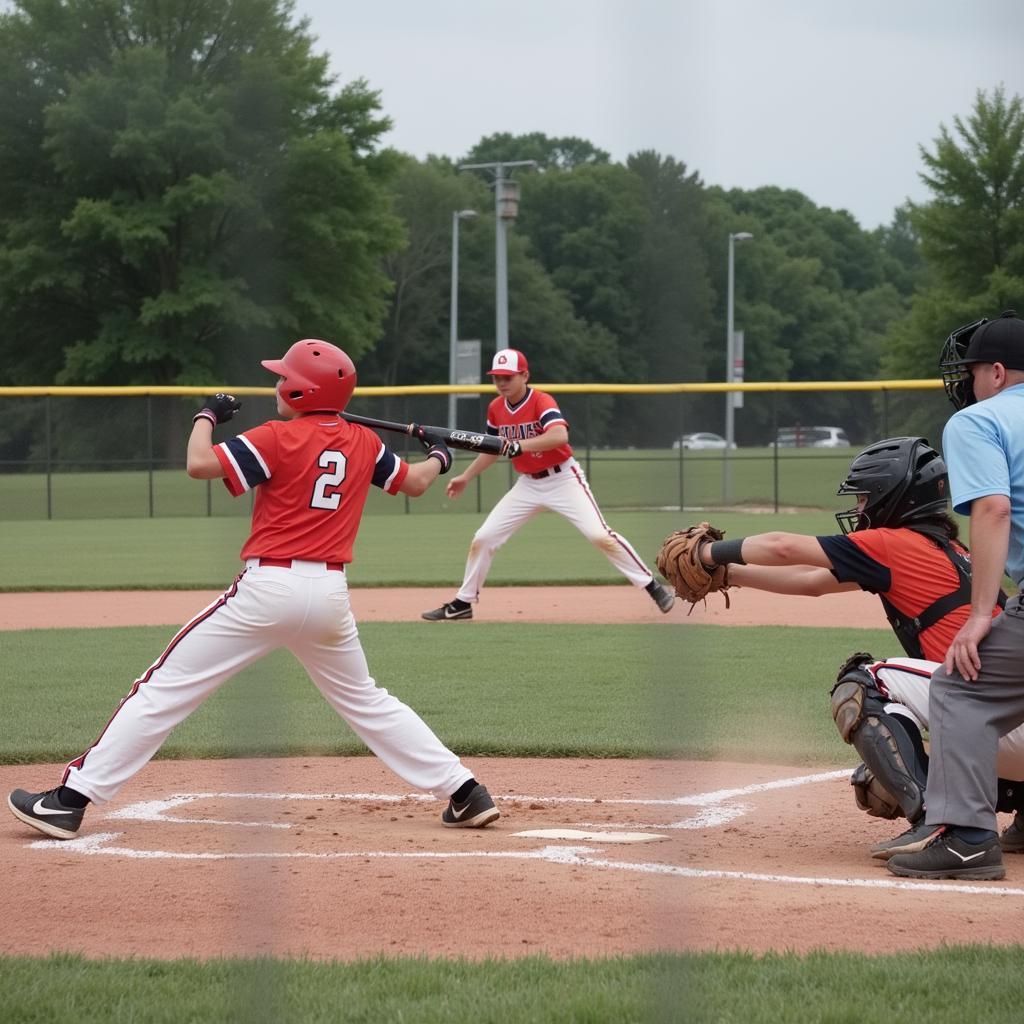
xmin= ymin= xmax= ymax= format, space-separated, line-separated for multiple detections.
xmin=486 ymin=388 xmax=573 ymax=473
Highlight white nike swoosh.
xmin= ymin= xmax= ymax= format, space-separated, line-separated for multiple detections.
xmin=450 ymin=802 xmax=473 ymax=819
xmin=444 ymin=608 xmax=466 ymax=618
xmin=950 ymin=848 xmax=986 ymax=863
xmin=32 ymin=798 xmax=71 ymax=817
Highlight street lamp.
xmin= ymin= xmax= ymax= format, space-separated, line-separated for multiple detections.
xmin=448 ymin=209 xmax=477 ymax=428
xmin=724 ymin=231 xmax=753 ymax=503
xmin=459 ymin=160 xmax=538 ymax=350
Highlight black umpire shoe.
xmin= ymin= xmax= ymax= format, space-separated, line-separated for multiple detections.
xmin=422 ymin=599 xmax=473 ymax=621
xmin=8 ymin=787 xmax=85 ymax=840
xmin=442 ymin=784 xmax=499 ymax=828
xmin=887 ymin=830 xmax=1005 ymax=880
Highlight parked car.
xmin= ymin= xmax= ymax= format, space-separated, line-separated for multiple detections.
xmin=672 ymin=432 xmax=737 ymax=450
xmin=770 ymin=426 xmax=851 ymax=448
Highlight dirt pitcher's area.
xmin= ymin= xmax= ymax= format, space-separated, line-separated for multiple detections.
xmin=3 ymin=587 xmax=1021 ymax=961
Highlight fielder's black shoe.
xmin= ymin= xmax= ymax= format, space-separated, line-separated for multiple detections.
xmin=1001 ymin=812 xmax=1024 ymax=854
xmin=887 ymin=830 xmax=1005 ymax=880
xmin=647 ymin=581 xmax=676 ymax=614
xmin=8 ymin=787 xmax=85 ymax=840
xmin=870 ymin=818 xmax=944 ymax=860
xmin=442 ymin=783 xmax=499 ymax=828
xmin=422 ymin=600 xmax=473 ymax=621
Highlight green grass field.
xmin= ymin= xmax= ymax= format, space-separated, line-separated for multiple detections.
xmin=3 ymin=948 xmax=1022 ymax=1024
xmin=0 ymin=508 xmax=841 ymax=590
xmin=2 ymin=510 xmax=1018 ymax=1022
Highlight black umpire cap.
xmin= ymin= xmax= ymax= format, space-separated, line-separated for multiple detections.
xmin=962 ymin=310 xmax=1024 ymax=369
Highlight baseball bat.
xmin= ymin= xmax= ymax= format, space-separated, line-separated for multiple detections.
xmin=341 ymin=411 xmax=506 ymax=456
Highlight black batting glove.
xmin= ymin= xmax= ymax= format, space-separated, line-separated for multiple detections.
xmin=425 ymin=442 xmax=453 ymax=474
xmin=193 ymin=393 xmax=241 ymax=427
xmin=502 ymin=439 xmax=523 ymax=459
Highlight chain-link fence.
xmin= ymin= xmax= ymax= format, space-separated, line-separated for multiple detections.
xmin=0 ymin=383 xmax=952 ymax=520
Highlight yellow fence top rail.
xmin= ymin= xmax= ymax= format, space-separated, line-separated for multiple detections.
xmin=0 ymin=379 xmax=943 ymax=398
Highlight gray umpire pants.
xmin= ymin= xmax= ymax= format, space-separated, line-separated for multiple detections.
xmin=925 ymin=594 xmax=1024 ymax=831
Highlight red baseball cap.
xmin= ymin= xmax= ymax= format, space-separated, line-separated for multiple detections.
xmin=487 ymin=348 xmax=529 ymax=376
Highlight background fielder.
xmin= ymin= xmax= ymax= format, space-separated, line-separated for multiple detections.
xmin=423 ymin=347 xmax=675 ymax=621
xmin=9 ymin=339 xmax=500 ymax=840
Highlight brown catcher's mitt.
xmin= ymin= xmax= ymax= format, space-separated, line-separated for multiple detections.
xmin=656 ymin=523 xmax=731 ymax=612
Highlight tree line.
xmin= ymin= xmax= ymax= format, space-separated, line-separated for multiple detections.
xmin=0 ymin=0 xmax=1022 ymax=455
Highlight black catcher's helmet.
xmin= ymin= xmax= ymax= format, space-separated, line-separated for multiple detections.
xmin=835 ymin=437 xmax=949 ymax=535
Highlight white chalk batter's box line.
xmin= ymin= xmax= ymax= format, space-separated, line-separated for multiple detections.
xmin=27 ymin=770 xmax=1024 ymax=898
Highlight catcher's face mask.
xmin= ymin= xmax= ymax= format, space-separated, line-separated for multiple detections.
xmin=939 ymin=318 xmax=987 ymax=411
xmin=835 ymin=493 xmax=869 ymax=535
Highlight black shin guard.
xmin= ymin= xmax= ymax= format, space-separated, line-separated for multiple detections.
xmin=831 ymin=666 xmax=928 ymax=823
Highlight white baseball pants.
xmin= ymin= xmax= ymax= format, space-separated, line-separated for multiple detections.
xmin=65 ymin=561 xmax=473 ymax=804
xmin=456 ymin=458 xmax=654 ymax=603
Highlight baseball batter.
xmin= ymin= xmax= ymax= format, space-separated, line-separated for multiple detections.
xmin=8 ymin=339 xmax=500 ymax=841
xmin=422 ymin=347 xmax=675 ymax=620
xmin=659 ymin=436 xmax=1024 ymax=860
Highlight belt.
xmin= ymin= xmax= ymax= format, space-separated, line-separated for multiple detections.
xmin=530 ymin=463 xmax=564 ymax=480
xmin=256 ymin=558 xmax=345 ymax=572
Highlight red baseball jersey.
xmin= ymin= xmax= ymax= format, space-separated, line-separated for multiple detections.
xmin=214 ymin=415 xmax=408 ymax=563
xmin=487 ymin=388 xmax=572 ymax=473
xmin=818 ymin=527 xmax=998 ymax=662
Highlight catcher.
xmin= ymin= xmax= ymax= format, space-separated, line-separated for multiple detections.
xmin=657 ymin=436 xmax=1024 ymax=860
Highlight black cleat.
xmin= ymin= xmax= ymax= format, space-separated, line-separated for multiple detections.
xmin=1000 ymin=811 xmax=1024 ymax=854
xmin=8 ymin=787 xmax=85 ymax=840
xmin=870 ymin=818 xmax=944 ymax=860
xmin=422 ymin=600 xmax=473 ymax=621
xmin=442 ymin=783 xmax=499 ymax=828
xmin=649 ymin=581 xmax=676 ymax=614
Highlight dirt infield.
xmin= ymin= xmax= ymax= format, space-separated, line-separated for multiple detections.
xmin=3 ymin=587 xmax=1020 ymax=961
xmin=0 ymin=584 xmax=890 ymax=630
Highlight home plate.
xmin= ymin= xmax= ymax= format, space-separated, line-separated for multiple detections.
xmin=512 ymin=829 xmax=669 ymax=843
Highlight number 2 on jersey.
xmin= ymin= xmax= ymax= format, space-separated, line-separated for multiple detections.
xmin=311 ymin=450 xmax=347 ymax=510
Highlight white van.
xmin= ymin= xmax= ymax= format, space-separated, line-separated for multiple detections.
xmin=772 ymin=426 xmax=851 ymax=448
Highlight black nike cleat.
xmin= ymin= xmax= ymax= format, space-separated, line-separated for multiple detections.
xmin=422 ymin=600 xmax=473 ymax=621
xmin=442 ymin=783 xmax=499 ymax=828
xmin=8 ymin=787 xmax=85 ymax=840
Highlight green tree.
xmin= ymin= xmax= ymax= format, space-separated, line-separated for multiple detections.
xmin=0 ymin=0 xmax=402 ymax=389
xmin=885 ymin=87 xmax=1024 ymax=381
xmin=464 ymin=132 xmax=610 ymax=171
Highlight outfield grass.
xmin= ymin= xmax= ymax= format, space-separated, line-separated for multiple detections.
xmin=0 ymin=509 xmax=842 ymax=590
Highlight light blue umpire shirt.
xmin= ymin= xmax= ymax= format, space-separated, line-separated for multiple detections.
xmin=942 ymin=382 xmax=1024 ymax=587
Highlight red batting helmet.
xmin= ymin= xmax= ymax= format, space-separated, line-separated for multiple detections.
xmin=261 ymin=339 xmax=357 ymax=413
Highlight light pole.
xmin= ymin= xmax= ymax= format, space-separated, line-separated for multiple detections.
xmin=448 ymin=209 xmax=477 ymax=428
xmin=459 ymin=160 xmax=538 ymax=350
xmin=724 ymin=231 xmax=753 ymax=503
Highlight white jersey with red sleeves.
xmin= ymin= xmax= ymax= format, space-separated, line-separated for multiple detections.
xmin=487 ymin=387 xmax=572 ymax=474
xmin=214 ymin=415 xmax=408 ymax=563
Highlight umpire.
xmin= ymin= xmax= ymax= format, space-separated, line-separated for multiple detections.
xmin=889 ymin=311 xmax=1024 ymax=881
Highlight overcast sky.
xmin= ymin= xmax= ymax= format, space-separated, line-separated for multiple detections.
xmin=294 ymin=0 xmax=1024 ymax=230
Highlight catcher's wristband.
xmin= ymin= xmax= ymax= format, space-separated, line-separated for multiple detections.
xmin=707 ymin=538 xmax=746 ymax=567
